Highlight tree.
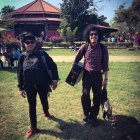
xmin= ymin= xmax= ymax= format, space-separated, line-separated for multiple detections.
xmin=65 ymin=27 xmax=78 ymax=45
xmin=60 ymin=0 xmax=90 ymax=30
xmin=60 ymin=0 xmax=109 ymax=40
xmin=1 ymin=5 xmax=15 ymax=17
xmin=58 ymin=25 xmax=78 ymax=45
xmin=0 ymin=5 xmax=15 ymax=29
xmin=112 ymin=0 xmax=140 ymax=32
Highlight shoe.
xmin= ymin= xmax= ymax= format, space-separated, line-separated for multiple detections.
xmin=45 ymin=111 xmax=52 ymax=120
xmin=83 ymin=114 xmax=89 ymax=123
xmin=25 ymin=128 xmax=38 ymax=138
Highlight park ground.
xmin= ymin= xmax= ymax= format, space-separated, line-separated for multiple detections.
xmin=0 ymin=49 xmax=140 ymax=140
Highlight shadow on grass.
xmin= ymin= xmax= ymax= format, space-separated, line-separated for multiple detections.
xmin=38 ymin=115 xmax=140 ymax=140
xmin=2 ymin=67 xmax=17 ymax=73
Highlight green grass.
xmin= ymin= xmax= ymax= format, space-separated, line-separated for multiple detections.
xmin=45 ymin=48 xmax=77 ymax=56
xmin=0 ymin=62 xmax=140 ymax=140
xmin=108 ymin=49 xmax=140 ymax=56
xmin=45 ymin=48 xmax=140 ymax=56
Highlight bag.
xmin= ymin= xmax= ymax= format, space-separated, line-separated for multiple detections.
xmin=101 ymin=88 xmax=117 ymax=127
xmin=65 ymin=63 xmax=84 ymax=86
xmin=101 ymin=88 xmax=112 ymax=119
xmin=0 ymin=60 xmax=3 ymax=70
xmin=22 ymin=52 xmax=50 ymax=85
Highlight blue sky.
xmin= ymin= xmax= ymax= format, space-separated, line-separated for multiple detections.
xmin=0 ymin=0 xmax=132 ymax=22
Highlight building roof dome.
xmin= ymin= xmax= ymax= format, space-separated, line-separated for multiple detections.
xmin=14 ymin=0 xmax=60 ymax=14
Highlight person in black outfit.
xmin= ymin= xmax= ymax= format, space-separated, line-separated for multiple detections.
xmin=17 ymin=35 xmax=59 ymax=138
xmin=0 ymin=53 xmax=4 ymax=70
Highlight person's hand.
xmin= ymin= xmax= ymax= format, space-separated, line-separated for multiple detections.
xmin=102 ymin=79 xmax=108 ymax=89
xmin=51 ymin=80 xmax=58 ymax=90
xmin=20 ymin=90 xmax=26 ymax=98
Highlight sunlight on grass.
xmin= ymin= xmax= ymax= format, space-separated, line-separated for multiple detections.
xmin=46 ymin=48 xmax=140 ymax=56
xmin=0 ymin=62 xmax=140 ymax=140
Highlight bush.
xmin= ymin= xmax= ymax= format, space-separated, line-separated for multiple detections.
xmin=44 ymin=41 xmax=134 ymax=49
xmin=50 ymin=36 xmax=63 ymax=46
xmin=43 ymin=42 xmax=53 ymax=47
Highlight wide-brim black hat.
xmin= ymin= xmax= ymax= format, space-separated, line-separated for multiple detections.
xmin=90 ymin=24 xmax=118 ymax=33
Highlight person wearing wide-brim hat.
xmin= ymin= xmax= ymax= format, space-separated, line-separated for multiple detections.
xmin=73 ymin=24 xmax=118 ymax=126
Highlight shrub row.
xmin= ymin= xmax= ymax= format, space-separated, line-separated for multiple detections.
xmin=43 ymin=42 xmax=134 ymax=48
xmin=5 ymin=41 xmax=134 ymax=50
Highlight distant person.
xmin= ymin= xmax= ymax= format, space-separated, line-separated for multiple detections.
xmin=16 ymin=35 xmax=23 ymax=51
xmin=11 ymin=47 xmax=20 ymax=68
xmin=17 ymin=35 xmax=59 ymax=138
xmin=111 ymin=36 xmax=115 ymax=43
xmin=73 ymin=24 xmax=109 ymax=126
xmin=117 ymin=35 xmax=121 ymax=43
xmin=3 ymin=48 xmax=12 ymax=67
xmin=0 ymin=53 xmax=4 ymax=70
xmin=0 ymin=34 xmax=5 ymax=54
xmin=134 ymin=32 xmax=140 ymax=50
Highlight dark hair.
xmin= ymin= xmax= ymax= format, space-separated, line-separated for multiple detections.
xmin=83 ymin=24 xmax=103 ymax=43
xmin=23 ymin=35 xmax=36 ymax=42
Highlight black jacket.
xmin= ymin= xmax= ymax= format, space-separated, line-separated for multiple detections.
xmin=17 ymin=50 xmax=59 ymax=90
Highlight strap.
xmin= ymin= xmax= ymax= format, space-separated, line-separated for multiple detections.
xmin=83 ymin=43 xmax=89 ymax=57
xmin=83 ymin=43 xmax=89 ymax=66
xmin=39 ymin=51 xmax=53 ymax=79
xmin=39 ymin=50 xmax=49 ymax=69
xmin=100 ymin=43 xmax=105 ymax=65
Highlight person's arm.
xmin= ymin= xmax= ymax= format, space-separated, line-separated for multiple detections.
xmin=44 ymin=52 xmax=59 ymax=90
xmin=17 ymin=55 xmax=24 ymax=90
xmin=73 ymin=44 xmax=87 ymax=64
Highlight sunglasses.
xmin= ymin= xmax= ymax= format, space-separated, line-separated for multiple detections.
xmin=25 ymin=40 xmax=35 ymax=45
xmin=89 ymin=32 xmax=98 ymax=36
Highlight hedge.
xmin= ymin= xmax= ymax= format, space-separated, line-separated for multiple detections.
xmin=43 ymin=41 xmax=134 ymax=49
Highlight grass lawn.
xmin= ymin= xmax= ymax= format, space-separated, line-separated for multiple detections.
xmin=0 ymin=61 xmax=140 ymax=140
xmin=45 ymin=48 xmax=140 ymax=56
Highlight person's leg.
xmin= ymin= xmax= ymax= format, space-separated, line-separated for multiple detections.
xmin=90 ymin=73 xmax=102 ymax=120
xmin=0 ymin=60 xmax=3 ymax=69
xmin=81 ymin=71 xmax=91 ymax=121
xmin=25 ymin=85 xmax=37 ymax=129
xmin=37 ymin=84 xmax=51 ymax=119
xmin=10 ymin=58 xmax=14 ymax=67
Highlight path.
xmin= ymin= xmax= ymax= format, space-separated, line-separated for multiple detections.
xmin=51 ymin=56 xmax=140 ymax=62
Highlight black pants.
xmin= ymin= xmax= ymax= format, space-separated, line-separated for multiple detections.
xmin=0 ymin=60 xmax=3 ymax=69
xmin=11 ymin=58 xmax=18 ymax=67
xmin=25 ymin=84 xmax=49 ymax=129
xmin=81 ymin=70 xmax=102 ymax=119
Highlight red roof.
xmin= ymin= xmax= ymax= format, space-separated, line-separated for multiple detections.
xmin=14 ymin=0 xmax=60 ymax=14
xmin=15 ymin=17 xmax=62 ymax=22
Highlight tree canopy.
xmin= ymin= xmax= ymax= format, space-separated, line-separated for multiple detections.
xmin=60 ymin=0 xmax=108 ymax=40
xmin=112 ymin=0 xmax=140 ymax=33
xmin=0 ymin=5 xmax=15 ymax=17
xmin=0 ymin=5 xmax=15 ymax=29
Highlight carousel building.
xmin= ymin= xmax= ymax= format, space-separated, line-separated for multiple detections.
xmin=12 ymin=0 xmax=62 ymax=40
